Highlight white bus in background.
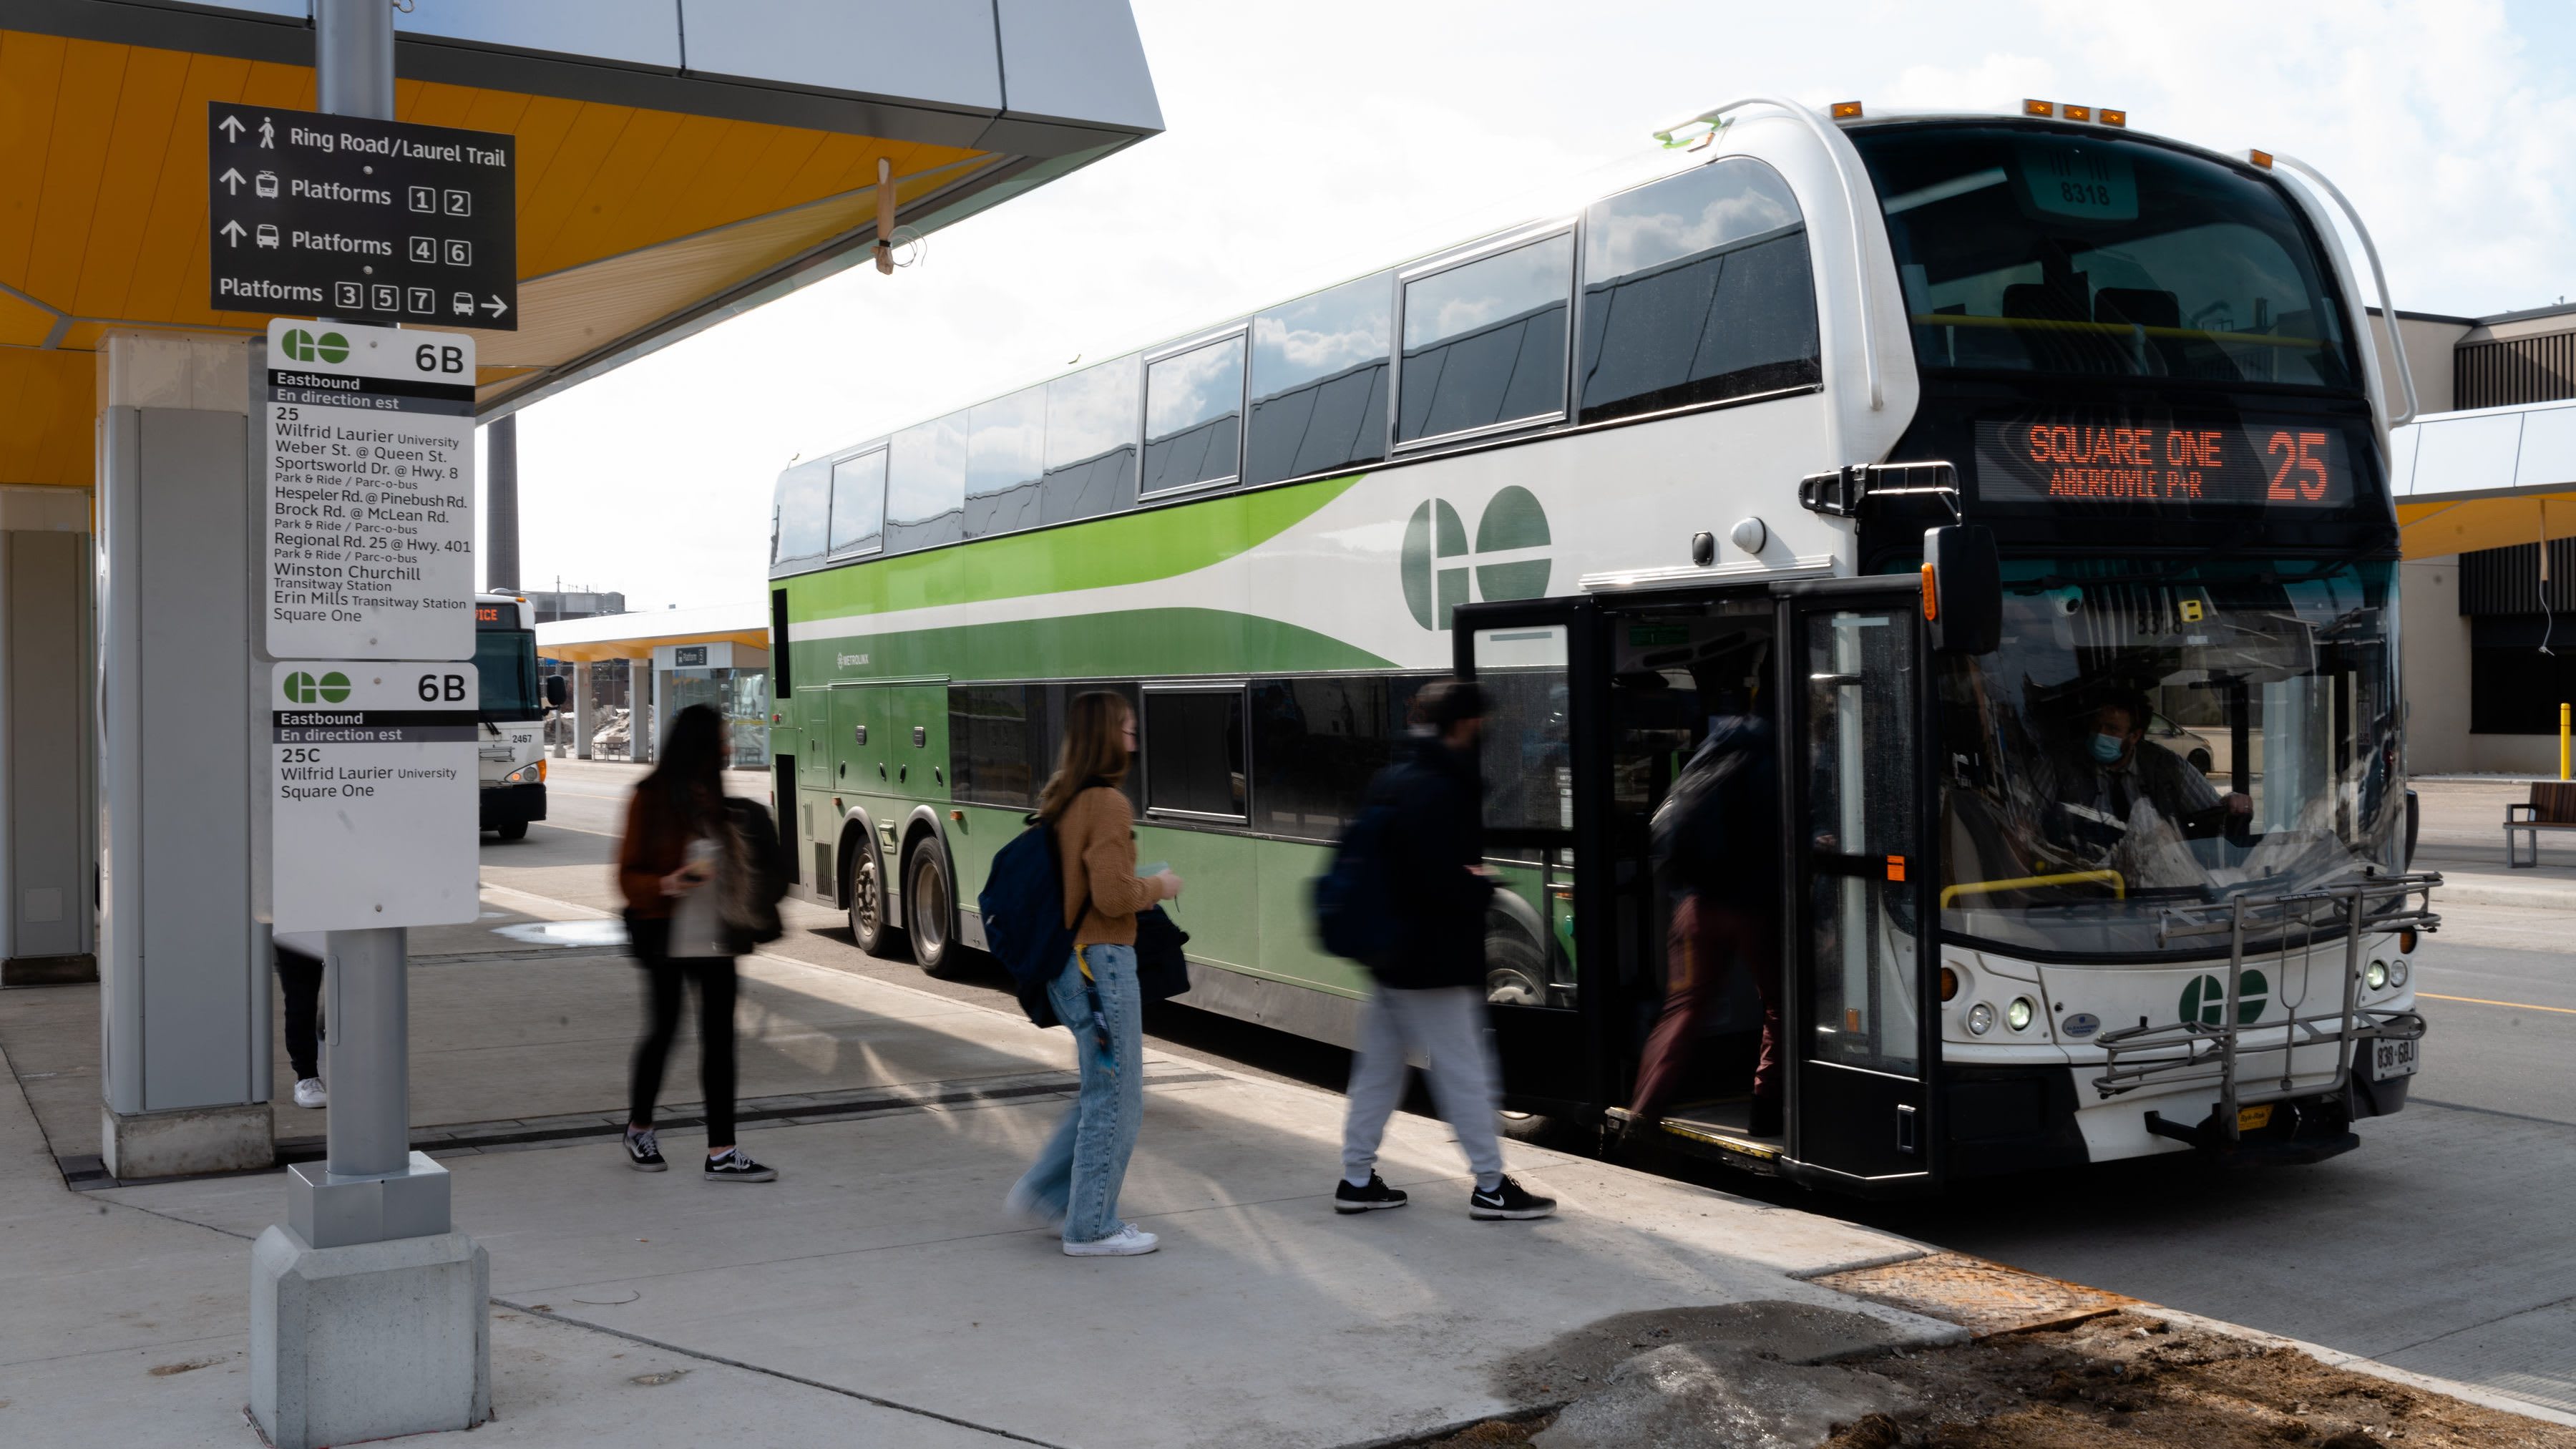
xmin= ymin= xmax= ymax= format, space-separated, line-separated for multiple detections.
xmin=475 ymin=592 xmax=547 ymax=841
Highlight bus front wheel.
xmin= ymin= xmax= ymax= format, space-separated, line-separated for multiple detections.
xmin=905 ymin=846 xmax=964 ymax=979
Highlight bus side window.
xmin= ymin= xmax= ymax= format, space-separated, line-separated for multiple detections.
xmin=950 ymin=683 xmax=1038 ymax=809
xmin=1577 ymin=157 xmax=1822 ymax=426
xmin=1246 ymin=271 xmax=1392 ymax=487
xmin=771 ymin=459 xmax=831 ymax=567
xmin=888 ymin=411 xmax=967 ymax=552
xmin=964 ymin=387 xmax=1046 ymax=538
xmin=1041 ymin=356 xmax=1141 ymax=525
xmin=1399 ymin=232 xmax=1574 ymax=446
xmin=827 ymin=449 xmax=886 ymax=557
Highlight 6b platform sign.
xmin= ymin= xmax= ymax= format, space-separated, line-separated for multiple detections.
xmin=264 ymin=318 xmax=476 ymax=661
xmin=270 ymin=663 xmax=479 ymax=932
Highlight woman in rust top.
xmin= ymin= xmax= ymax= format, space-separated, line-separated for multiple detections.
xmin=1005 ymin=691 xmax=1181 ymax=1256
xmin=618 ymin=704 xmax=776 ymax=1182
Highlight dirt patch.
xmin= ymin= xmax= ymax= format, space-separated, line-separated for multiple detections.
xmin=1400 ymin=1310 xmax=2569 ymax=1449
xmin=1825 ymin=1311 xmax=2574 ymax=1449
xmin=146 ymin=1357 xmax=223 ymax=1377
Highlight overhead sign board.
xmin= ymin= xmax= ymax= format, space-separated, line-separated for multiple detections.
xmin=270 ymin=663 xmax=479 ymax=932
xmin=210 ymin=102 xmax=517 ymax=328
xmin=264 ymin=318 xmax=477 ymax=660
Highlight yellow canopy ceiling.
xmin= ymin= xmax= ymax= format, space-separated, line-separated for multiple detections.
xmin=0 ymin=26 xmax=1002 ymax=487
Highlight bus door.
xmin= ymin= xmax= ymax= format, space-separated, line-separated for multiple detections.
xmin=1777 ymin=580 xmax=1941 ymax=1194
xmin=1454 ymin=597 xmax=1606 ymax=1115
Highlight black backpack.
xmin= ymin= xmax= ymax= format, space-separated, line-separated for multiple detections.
xmin=723 ymin=798 xmax=790 ymax=945
xmin=1312 ymin=769 xmax=1406 ymax=974
xmin=1649 ymin=726 xmax=1773 ymax=893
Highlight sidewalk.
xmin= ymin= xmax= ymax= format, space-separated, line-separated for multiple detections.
xmin=1 ymin=883 xmax=1971 ymax=1446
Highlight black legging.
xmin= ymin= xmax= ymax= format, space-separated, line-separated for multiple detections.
xmin=276 ymin=946 xmax=326 ymax=1081
xmin=628 ymin=955 xmax=740 ymax=1146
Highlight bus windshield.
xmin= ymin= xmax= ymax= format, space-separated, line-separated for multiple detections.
xmin=1850 ymin=124 xmax=2358 ymax=391
xmin=1936 ymin=557 xmax=2399 ymax=957
xmin=475 ymin=628 xmax=542 ymax=722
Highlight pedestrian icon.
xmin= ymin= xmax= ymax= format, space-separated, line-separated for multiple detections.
xmin=409 ymin=186 xmax=436 ymax=213
xmin=335 ymin=281 xmax=364 ymax=309
xmin=444 ymin=190 xmax=470 ymax=217
xmin=444 ymin=239 xmax=471 ymax=266
xmin=408 ymin=287 xmax=436 ymax=315
xmin=258 ymin=117 xmax=275 ymax=148
xmin=371 ymin=283 xmax=399 ymax=312
xmin=255 ymin=223 xmax=279 ymax=248
xmin=410 ymin=236 xmax=436 ymax=263
xmin=255 ymin=170 xmax=279 ymax=198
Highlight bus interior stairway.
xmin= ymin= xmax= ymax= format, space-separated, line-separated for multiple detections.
xmin=1609 ymin=1097 xmax=1784 ymax=1174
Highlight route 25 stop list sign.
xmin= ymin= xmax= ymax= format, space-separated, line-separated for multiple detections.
xmin=265 ymin=318 xmax=475 ymax=660
xmin=271 ymin=663 xmax=478 ymax=932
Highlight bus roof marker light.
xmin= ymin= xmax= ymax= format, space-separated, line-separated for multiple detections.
xmin=2062 ymin=104 xmax=2092 ymax=123
xmin=2101 ymin=109 xmax=2128 ymax=128
xmin=1829 ymin=100 xmax=1863 ymax=121
xmin=2248 ymin=149 xmax=2275 ymax=169
xmin=2024 ymin=99 xmax=2056 ymax=118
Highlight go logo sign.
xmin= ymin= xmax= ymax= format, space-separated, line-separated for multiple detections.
xmin=1402 ymin=485 xmax=1552 ymax=630
xmin=278 ymin=329 xmax=350 ymax=364
xmin=280 ymin=670 xmax=351 ymax=704
xmin=2179 ymin=969 xmax=2269 ymax=1027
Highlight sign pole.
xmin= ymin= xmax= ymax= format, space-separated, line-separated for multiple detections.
xmin=313 ymin=0 xmax=412 ymax=1201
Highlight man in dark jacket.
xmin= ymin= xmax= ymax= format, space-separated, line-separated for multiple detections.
xmin=1335 ymin=678 xmax=1556 ymax=1221
xmin=1629 ymin=700 xmax=1783 ymax=1136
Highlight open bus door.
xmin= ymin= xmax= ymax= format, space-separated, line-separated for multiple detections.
xmin=1776 ymin=578 xmax=1942 ymax=1194
xmin=1453 ymin=597 xmax=1606 ymax=1116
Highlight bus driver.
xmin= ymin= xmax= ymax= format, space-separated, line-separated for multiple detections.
xmin=2057 ymin=691 xmax=2250 ymax=843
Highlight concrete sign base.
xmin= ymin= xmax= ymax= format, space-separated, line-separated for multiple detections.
xmin=250 ymin=1223 xmax=491 ymax=1449
xmin=99 ymin=1101 xmax=273 ymax=1180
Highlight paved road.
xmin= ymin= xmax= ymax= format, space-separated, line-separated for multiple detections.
xmin=480 ymin=789 xmax=2576 ymax=1417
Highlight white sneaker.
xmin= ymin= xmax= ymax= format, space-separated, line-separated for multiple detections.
xmin=292 ymin=1078 xmax=327 ymax=1109
xmin=1062 ymin=1224 xmax=1159 ymax=1257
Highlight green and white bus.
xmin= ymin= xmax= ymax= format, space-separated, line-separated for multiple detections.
xmin=766 ymin=97 xmax=2434 ymax=1194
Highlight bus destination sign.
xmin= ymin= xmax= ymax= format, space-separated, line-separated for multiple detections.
xmin=1974 ymin=416 xmax=2353 ymax=509
xmin=208 ymin=102 xmax=516 ymax=328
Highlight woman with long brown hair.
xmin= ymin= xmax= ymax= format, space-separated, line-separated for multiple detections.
xmin=618 ymin=703 xmax=776 ymax=1182
xmin=1007 ymin=690 xmax=1181 ymax=1256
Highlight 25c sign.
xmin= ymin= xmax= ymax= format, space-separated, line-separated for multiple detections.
xmin=417 ymin=673 xmax=469 ymax=702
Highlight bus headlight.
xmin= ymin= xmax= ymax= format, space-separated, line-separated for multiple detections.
xmin=503 ymin=761 xmax=544 ymax=786
xmin=2366 ymin=960 xmax=2389 ymax=990
xmin=1967 ymin=1002 xmax=1995 ymax=1035
xmin=2006 ymin=997 xmax=2035 ymax=1032
xmin=2389 ymin=958 xmax=2410 ymax=988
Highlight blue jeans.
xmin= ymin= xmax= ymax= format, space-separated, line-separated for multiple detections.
xmin=1012 ymin=944 xmax=1144 ymax=1244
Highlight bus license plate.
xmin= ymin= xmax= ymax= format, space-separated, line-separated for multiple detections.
xmin=2371 ymin=1038 xmax=2419 ymax=1080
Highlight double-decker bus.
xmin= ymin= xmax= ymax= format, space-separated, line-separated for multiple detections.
xmin=475 ymin=592 xmax=547 ymax=840
xmin=763 ymin=97 xmax=2433 ymax=1194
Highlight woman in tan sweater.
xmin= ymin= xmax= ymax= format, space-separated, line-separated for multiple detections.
xmin=1005 ymin=691 xmax=1181 ymax=1257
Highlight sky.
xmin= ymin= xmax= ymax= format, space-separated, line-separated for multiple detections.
xmin=499 ymin=0 xmax=2576 ymax=613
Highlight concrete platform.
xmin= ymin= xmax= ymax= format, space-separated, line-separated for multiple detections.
xmin=1 ymin=892 xmax=1971 ymax=1445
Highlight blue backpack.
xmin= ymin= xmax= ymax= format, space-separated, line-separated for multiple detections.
xmin=1312 ymin=790 xmax=1405 ymax=974
xmin=978 ymin=815 xmax=1089 ymax=1028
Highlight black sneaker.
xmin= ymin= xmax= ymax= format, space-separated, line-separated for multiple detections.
xmin=703 ymin=1148 xmax=776 ymax=1183
xmin=623 ymin=1128 xmax=666 ymax=1173
xmin=1747 ymin=1096 xmax=1784 ymax=1138
xmin=1334 ymin=1173 xmax=1410 ymax=1214
xmin=1469 ymin=1175 xmax=1556 ymax=1221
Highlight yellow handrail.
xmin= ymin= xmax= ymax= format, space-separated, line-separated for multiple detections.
xmin=1940 ymin=869 xmax=2127 ymax=909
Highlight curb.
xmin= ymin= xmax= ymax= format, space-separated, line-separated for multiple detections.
xmin=2145 ymin=1305 xmax=2576 ymax=1429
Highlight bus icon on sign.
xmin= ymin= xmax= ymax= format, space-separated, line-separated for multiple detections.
xmin=253 ymin=170 xmax=278 ymax=197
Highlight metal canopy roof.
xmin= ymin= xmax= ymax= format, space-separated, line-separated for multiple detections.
xmin=1 ymin=0 xmax=1161 ymax=487
xmin=535 ymin=600 xmax=769 ymax=662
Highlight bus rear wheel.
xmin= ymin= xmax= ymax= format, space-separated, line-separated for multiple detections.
xmin=846 ymin=846 xmax=899 ymax=957
xmin=493 ymin=820 xmax=528 ymax=842
xmin=905 ymin=846 xmax=964 ymax=979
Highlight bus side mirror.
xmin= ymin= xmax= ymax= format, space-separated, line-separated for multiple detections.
xmin=544 ymin=675 xmax=571 ymax=709
xmin=1924 ymin=525 xmax=2000 ymax=655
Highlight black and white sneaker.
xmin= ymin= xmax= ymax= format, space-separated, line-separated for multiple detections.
xmin=702 ymin=1148 xmax=776 ymax=1183
xmin=1334 ymin=1173 xmax=1410 ymax=1214
xmin=1468 ymin=1175 xmax=1556 ymax=1220
xmin=623 ymin=1127 xmax=666 ymax=1173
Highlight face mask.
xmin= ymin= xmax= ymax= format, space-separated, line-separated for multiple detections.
xmin=2090 ymin=733 xmax=2127 ymax=764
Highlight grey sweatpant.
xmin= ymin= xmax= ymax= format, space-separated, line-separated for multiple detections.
xmin=1340 ymin=985 xmax=1506 ymax=1191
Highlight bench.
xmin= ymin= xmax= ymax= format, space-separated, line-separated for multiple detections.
xmin=2504 ymin=781 xmax=2576 ymax=867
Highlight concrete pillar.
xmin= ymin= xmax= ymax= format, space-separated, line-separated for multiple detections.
xmin=630 ymin=651 xmax=655 ymax=763
xmin=483 ymin=414 xmax=517 ymax=592
xmin=573 ymin=660 xmax=595 ymax=760
xmin=94 ymin=331 xmax=272 ymax=1178
xmin=0 ymin=485 xmax=97 ymax=987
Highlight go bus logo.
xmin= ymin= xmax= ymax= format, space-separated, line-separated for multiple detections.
xmin=1402 ymin=485 xmax=1552 ymax=630
xmin=278 ymin=329 xmax=349 ymax=364
xmin=280 ymin=670 xmax=351 ymax=704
